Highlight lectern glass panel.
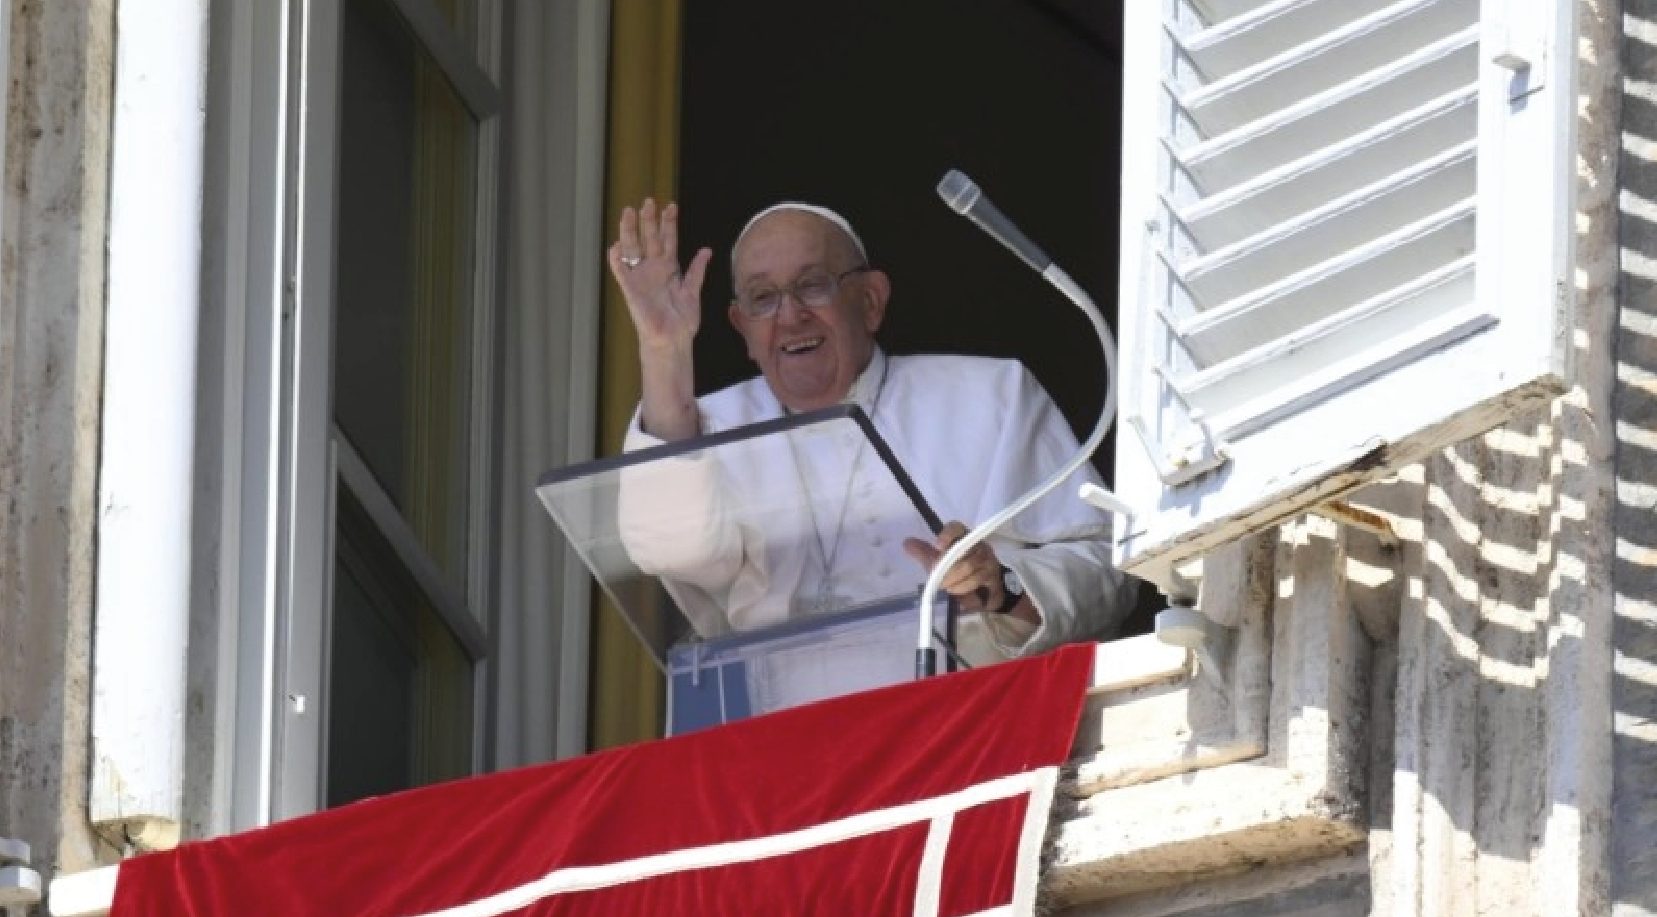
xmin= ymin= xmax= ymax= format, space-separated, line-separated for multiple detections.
xmin=536 ymin=406 xmax=951 ymax=732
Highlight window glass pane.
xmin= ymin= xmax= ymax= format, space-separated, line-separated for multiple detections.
xmin=327 ymin=489 xmax=474 ymax=808
xmin=335 ymin=0 xmax=478 ymax=587
xmin=431 ymin=0 xmax=477 ymax=51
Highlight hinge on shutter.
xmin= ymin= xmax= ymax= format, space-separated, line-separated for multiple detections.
xmin=1125 ymin=365 xmax=1230 ymax=487
xmin=1127 ymin=249 xmax=1231 ymax=487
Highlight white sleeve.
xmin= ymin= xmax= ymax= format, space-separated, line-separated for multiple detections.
xmin=987 ymin=540 xmax=1137 ymax=657
xmin=615 ymin=409 xmax=745 ymax=591
xmin=972 ymin=365 xmax=1138 ymax=658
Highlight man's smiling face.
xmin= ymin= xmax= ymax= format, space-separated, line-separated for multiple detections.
xmin=728 ymin=210 xmax=889 ymax=413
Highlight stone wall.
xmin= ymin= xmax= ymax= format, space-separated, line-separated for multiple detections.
xmin=0 ymin=0 xmax=120 ymax=890
xmin=1613 ymin=3 xmax=1657 ymax=913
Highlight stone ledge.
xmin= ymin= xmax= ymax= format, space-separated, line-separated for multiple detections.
xmin=1045 ymin=521 xmax=1371 ymax=908
xmin=1046 ymin=763 xmax=1366 ymax=907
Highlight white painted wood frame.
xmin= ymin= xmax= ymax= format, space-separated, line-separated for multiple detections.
xmin=1114 ymin=0 xmax=1576 ymax=591
xmin=90 ymin=0 xmax=211 ymax=848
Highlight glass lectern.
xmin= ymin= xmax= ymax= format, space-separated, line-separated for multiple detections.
xmin=536 ymin=405 xmax=955 ymax=735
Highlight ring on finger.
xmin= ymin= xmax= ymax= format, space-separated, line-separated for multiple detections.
xmin=621 ymin=254 xmax=642 ymax=268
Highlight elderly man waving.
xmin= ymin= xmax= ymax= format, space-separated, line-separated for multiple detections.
xmin=609 ymin=197 xmax=1135 ymax=664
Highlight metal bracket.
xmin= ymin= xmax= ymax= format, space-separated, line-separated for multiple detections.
xmin=1491 ymin=20 xmax=1546 ymax=102
xmin=1155 ymin=602 xmax=1234 ymax=698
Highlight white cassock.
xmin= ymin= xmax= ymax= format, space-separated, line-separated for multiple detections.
xmin=618 ymin=348 xmax=1136 ymax=703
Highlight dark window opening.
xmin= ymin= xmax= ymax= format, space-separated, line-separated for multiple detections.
xmin=679 ymin=0 xmax=1160 ymax=634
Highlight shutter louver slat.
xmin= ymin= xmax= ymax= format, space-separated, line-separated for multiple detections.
xmin=1178 ymin=87 xmax=1476 ymax=250
xmin=1187 ymin=298 xmax=1492 ymax=444
xmin=1115 ymin=0 xmax=1573 ymax=588
xmin=1176 ymin=199 xmax=1476 ymax=365
xmin=1188 ymin=1 xmax=1301 ymax=32
xmin=1177 ymin=0 xmax=1396 ymax=79
xmin=1176 ymin=144 xmax=1475 ymax=311
xmin=1176 ymin=27 xmax=1477 ymax=193
xmin=1184 ymin=259 xmax=1479 ymax=421
xmin=1177 ymin=0 xmax=1476 ymax=138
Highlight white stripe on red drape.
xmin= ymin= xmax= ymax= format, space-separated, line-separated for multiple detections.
xmin=406 ymin=767 xmax=1055 ymax=917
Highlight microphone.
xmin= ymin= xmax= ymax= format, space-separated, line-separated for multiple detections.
xmin=918 ymin=168 xmax=1130 ymax=680
xmin=935 ymin=169 xmax=1053 ymax=274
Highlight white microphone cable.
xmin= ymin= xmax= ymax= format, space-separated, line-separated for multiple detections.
xmin=917 ymin=171 xmax=1127 ymax=677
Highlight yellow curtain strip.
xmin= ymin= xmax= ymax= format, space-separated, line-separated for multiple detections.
xmin=590 ymin=0 xmax=683 ymax=751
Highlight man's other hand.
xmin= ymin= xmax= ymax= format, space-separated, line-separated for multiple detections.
xmin=903 ymin=521 xmax=1002 ymax=614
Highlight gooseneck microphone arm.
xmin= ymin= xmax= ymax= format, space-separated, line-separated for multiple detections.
xmin=917 ymin=169 xmax=1127 ymax=678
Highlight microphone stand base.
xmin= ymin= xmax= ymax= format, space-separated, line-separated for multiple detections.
xmin=916 ymin=648 xmax=938 ymax=680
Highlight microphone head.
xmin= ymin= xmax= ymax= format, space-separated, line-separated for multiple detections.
xmin=936 ymin=169 xmax=981 ymax=215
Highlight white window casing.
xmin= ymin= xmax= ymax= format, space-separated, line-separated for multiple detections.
xmin=90 ymin=0 xmax=212 ymax=850
xmin=1114 ymin=0 xmax=1576 ymax=590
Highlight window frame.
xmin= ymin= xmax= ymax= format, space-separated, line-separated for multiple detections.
xmin=208 ymin=0 xmax=506 ymax=823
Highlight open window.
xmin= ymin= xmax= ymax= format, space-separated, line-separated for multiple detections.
xmin=1114 ymin=0 xmax=1576 ymax=588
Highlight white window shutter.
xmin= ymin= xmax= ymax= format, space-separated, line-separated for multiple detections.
xmin=1114 ymin=0 xmax=1575 ymax=588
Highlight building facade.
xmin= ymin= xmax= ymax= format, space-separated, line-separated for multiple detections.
xmin=4 ymin=1 xmax=1656 ymax=915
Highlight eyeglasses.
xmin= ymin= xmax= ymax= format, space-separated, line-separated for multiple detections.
xmin=734 ymin=266 xmax=870 ymax=319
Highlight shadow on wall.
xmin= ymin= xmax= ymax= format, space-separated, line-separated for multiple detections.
xmin=1358 ymin=2 xmax=1626 ymax=910
xmin=1613 ymin=8 xmax=1657 ymax=910
xmin=1218 ymin=6 xmax=1627 ymax=911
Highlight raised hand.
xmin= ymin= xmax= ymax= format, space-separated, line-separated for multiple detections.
xmin=608 ymin=198 xmax=714 ymax=441
xmin=608 ymin=198 xmax=714 ymax=352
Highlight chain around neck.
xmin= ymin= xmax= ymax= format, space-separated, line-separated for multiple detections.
xmin=783 ymin=355 xmax=892 ymax=613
